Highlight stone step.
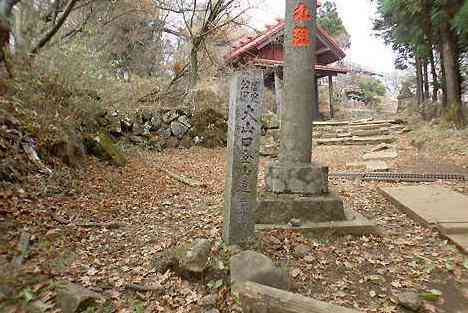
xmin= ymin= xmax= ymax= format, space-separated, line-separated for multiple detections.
xmin=346 ymin=162 xmax=367 ymax=169
xmin=445 ymin=234 xmax=468 ymax=254
xmin=316 ymin=136 xmax=397 ymax=146
xmin=379 ymin=186 xmax=468 ymax=254
xmin=313 ymin=121 xmax=349 ymax=127
xmin=350 ymin=119 xmax=401 ymax=126
xmin=362 ymin=150 xmax=398 ymax=160
xmin=352 ymin=129 xmax=390 ymax=137
xmin=256 ymin=192 xmax=345 ymax=224
xmin=256 ymin=208 xmax=377 ymax=236
xmin=313 ymin=119 xmax=403 ymax=127
xmin=366 ymin=160 xmax=390 ymax=172
xmin=439 ymin=223 xmax=468 ymax=235
xmin=346 ymin=161 xmax=390 ymax=172
xmin=369 ymin=143 xmax=395 ymax=152
xmin=349 ymin=123 xmax=392 ymax=131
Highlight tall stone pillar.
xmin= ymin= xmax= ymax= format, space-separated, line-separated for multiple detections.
xmin=265 ymin=0 xmax=328 ymax=195
xmin=255 ymin=0 xmax=374 ymax=234
xmin=279 ymin=0 xmax=316 ymax=164
xmin=224 ymin=71 xmax=264 ymax=245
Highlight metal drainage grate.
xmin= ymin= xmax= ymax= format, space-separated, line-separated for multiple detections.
xmin=330 ymin=172 xmax=467 ymax=182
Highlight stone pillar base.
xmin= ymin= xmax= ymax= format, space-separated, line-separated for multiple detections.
xmin=265 ymin=161 xmax=328 ymax=195
xmin=256 ymin=192 xmax=345 ymax=224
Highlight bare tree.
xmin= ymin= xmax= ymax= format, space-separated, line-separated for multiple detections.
xmin=148 ymin=0 xmax=248 ymax=111
xmin=31 ymin=0 xmax=80 ymax=54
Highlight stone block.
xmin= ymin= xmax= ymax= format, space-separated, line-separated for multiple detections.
xmin=170 ymin=120 xmax=189 ymax=139
xmin=315 ymin=137 xmax=351 ymax=145
xmin=150 ymin=113 xmax=162 ymax=131
xmin=352 ymin=129 xmax=389 ymax=137
xmin=224 ymin=71 xmax=263 ymax=245
xmin=350 ymin=136 xmax=397 ymax=145
xmin=261 ymin=133 xmax=277 ymax=146
xmin=346 ymin=162 xmax=367 ymax=169
xmin=363 ymin=150 xmax=398 ymax=161
xmin=369 ymin=143 xmax=395 ymax=152
xmin=398 ymin=291 xmax=422 ymax=312
xmin=256 ymin=192 xmax=345 ymax=224
xmin=237 ymin=281 xmax=364 ymax=313
xmin=260 ymin=144 xmax=279 ymax=157
xmin=83 ymin=133 xmax=127 ymax=167
xmin=265 ymin=162 xmax=328 ymax=195
xmin=176 ymin=238 xmax=212 ymax=273
xmin=265 ymin=128 xmax=281 ymax=141
xmin=350 ymin=123 xmax=391 ymax=131
xmin=163 ymin=111 xmax=179 ymax=123
xmin=445 ymin=234 xmax=468 ymax=254
xmin=230 ymin=251 xmax=289 ymax=292
xmin=317 ymin=136 xmax=398 ymax=146
xmin=336 ymin=132 xmax=352 ymax=138
xmin=261 ymin=112 xmax=280 ymax=129
xmin=256 ymin=208 xmax=378 ymax=236
xmin=260 ymin=131 xmax=280 ymax=157
xmin=322 ymin=133 xmax=341 ymax=138
xmin=56 ymin=282 xmax=103 ymax=313
xmin=438 ymin=223 xmax=468 ymax=235
xmin=366 ymin=160 xmax=390 ymax=172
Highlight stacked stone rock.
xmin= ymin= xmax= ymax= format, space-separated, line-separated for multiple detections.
xmin=96 ymin=109 xmax=227 ymax=151
xmin=124 ymin=109 xmax=194 ymax=149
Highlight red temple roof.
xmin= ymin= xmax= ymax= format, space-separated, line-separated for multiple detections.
xmin=225 ymin=18 xmax=347 ymax=74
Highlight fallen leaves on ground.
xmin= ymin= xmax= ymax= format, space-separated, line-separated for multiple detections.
xmin=1 ymin=129 xmax=467 ymax=313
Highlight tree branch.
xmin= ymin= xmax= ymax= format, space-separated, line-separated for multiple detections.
xmin=30 ymin=0 xmax=79 ymax=55
xmin=100 ymin=8 xmax=187 ymax=38
xmin=61 ymin=7 xmax=93 ymax=40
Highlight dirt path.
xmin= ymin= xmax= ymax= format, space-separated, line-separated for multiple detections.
xmin=1 ymin=137 xmax=468 ymax=313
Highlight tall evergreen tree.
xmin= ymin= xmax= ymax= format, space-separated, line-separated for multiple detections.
xmin=373 ymin=0 xmax=466 ymax=127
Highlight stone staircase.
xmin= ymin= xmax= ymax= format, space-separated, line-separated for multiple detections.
xmin=313 ymin=119 xmax=410 ymax=146
xmin=260 ymin=115 xmax=409 ymax=157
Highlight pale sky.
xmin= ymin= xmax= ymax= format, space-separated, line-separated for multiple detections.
xmin=249 ymin=0 xmax=396 ymax=74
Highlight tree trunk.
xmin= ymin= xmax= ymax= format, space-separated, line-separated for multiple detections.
xmin=12 ymin=6 xmax=24 ymax=53
xmin=438 ymin=37 xmax=448 ymax=108
xmin=415 ymin=55 xmax=423 ymax=106
xmin=423 ymin=59 xmax=430 ymax=102
xmin=429 ymin=51 xmax=438 ymax=102
xmin=188 ymin=38 xmax=201 ymax=112
xmin=440 ymin=17 xmax=464 ymax=127
xmin=424 ymin=0 xmax=439 ymax=103
xmin=190 ymin=47 xmax=199 ymax=88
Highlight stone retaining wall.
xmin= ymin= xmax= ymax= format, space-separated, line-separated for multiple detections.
xmin=95 ymin=108 xmax=228 ymax=151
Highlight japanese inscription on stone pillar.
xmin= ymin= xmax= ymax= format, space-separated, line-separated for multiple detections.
xmin=224 ymin=71 xmax=264 ymax=245
xmin=292 ymin=2 xmax=313 ymax=47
